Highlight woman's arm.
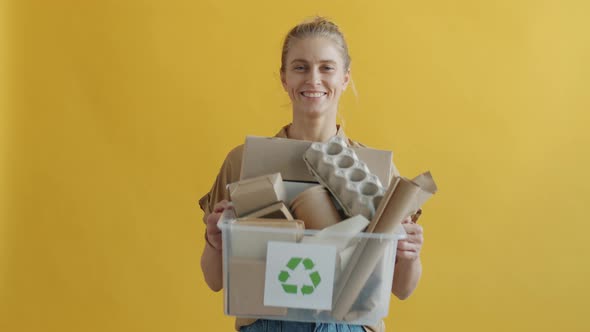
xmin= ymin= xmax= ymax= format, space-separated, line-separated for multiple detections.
xmin=392 ymin=256 xmax=422 ymax=300
xmin=392 ymin=219 xmax=424 ymax=300
xmin=200 ymin=200 xmax=230 ymax=292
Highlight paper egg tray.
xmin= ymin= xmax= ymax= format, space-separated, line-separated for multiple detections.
xmin=303 ymin=136 xmax=385 ymax=220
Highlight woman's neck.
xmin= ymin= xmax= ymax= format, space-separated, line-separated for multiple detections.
xmin=288 ymin=113 xmax=338 ymax=142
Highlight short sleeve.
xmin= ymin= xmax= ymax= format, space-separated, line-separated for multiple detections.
xmin=198 ymin=145 xmax=244 ymax=222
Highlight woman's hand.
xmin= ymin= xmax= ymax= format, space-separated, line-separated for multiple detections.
xmin=201 ymin=200 xmax=230 ymax=291
xmin=396 ymin=216 xmax=424 ymax=261
xmin=392 ymin=215 xmax=424 ymax=299
xmin=204 ymin=200 xmax=231 ymax=251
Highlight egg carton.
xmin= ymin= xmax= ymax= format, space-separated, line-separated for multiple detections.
xmin=303 ymin=136 xmax=386 ymax=220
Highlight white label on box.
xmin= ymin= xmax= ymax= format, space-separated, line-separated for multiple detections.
xmin=264 ymin=241 xmax=337 ymax=310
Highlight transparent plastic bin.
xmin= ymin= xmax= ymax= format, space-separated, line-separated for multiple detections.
xmin=218 ymin=208 xmax=406 ymax=326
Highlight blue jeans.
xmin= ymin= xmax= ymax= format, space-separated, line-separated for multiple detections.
xmin=240 ymin=319 xmax=365 ymax=332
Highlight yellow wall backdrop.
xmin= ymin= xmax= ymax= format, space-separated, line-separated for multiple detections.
xmin=2 ymin=1 xmax=589 ymax=331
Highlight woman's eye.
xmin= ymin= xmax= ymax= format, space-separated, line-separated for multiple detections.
xmin=323 ymin=66 xmax=335 ymax=71
xmin=294 ymin=66 xmax=306 ymax=71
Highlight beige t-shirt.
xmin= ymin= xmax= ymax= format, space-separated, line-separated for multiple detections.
xmin=199 ymin=124 xmax=389 ymax=332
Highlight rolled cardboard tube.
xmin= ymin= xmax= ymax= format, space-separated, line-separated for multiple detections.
xmin=301 ymin=215 xmax=369 ymax=250
xmin=331 ymin=240 xmax=390 ymax=320
xmin=331 ymin=176 xmax=428 ymax=320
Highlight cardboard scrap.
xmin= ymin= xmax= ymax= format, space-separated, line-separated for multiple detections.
xmin=240 ymin=136 xmax=393 ymax=185
xmin=227 ymin=257 xmax=287 ymax=316
xmin=228 ymin=173 xmax=286 ymax=217
xmin=229 ymin=218 xmax=305 ymax=260
xmin=243 ymin=201 xmax=294 ymax=220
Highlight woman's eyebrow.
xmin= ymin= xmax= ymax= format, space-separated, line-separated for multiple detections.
xmin=290 ymin=59 xmax=338 ymax=66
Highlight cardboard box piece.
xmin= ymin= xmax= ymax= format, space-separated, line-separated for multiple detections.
xmin=240 ymin=136 xmax=393 ymax=185
xmin=243 ymin=201 xmax=294 ymax=220
xmin=230 ymin=218 xmax=305 ymax=259
xmin=227 ymin=258 xmax=287 ymax=316
xmin=228 ymin=173 xmax=286 ymax=217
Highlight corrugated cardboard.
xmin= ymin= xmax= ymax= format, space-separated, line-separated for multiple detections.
xmin=227 ymin=258 xmax=287 ymax=317
xmin=227 ymin=173 xmax=286 ymax=217
xmin=240 ymin=136 xmax=393 ymax=185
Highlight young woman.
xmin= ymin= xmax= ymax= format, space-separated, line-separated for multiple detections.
xmin=199 ymin=17 xmax=424 ymax=332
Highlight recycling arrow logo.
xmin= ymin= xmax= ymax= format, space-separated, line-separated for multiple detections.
xmin=278 ymin=257 xmax=321 ymax=295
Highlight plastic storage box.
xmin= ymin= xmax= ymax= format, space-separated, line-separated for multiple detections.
xmin=218 ymin=208 xmax=406 ymax=326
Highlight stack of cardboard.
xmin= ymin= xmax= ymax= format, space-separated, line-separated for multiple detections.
xmin=226 ymin=173 xmax=301 ymax=317
xmin=222 ymin=135 xmax=437 ymax=322
xmin=228 ymin=172 xmax=289 ymax=218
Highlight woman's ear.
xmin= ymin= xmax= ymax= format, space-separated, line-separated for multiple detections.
xmin=342 ymin=67 xmax=351 ymax=90
xmin=280 ymin=70 xmax=287 ymax=91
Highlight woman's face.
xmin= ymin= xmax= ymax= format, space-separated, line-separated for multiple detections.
xmin=281 ymin=37 xmax=350 ymax=118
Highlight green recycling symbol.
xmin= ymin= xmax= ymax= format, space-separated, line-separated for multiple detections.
xmin=278 ymin=257 xmax=321 ymax=295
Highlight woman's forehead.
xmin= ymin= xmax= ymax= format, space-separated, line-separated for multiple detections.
xmin=287 ymin=37 xmax=342 ymax=64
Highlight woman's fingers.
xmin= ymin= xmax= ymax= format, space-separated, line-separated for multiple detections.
xmin=213 ymin=200 xmax=231 ymax=213
xmin=397 ymin=232 xmax=423 ymax=259
xmin=203 ymin=200 xmax=231 ymax=251
xmin=397 ymin=240 xmax=419 ymax=251
xmin=207 ymin=232 xmax=222 ymax=251
xmin=398 ymin=218 xmax=424 ymax=261
xmin=206 ymin=212 xmax=223 ymax=241
xmin=397 ymin=249 xmax=419 ymax=260
xmin=206 ymin=211 xmax=221 ymax=228
xmin=205 ymin=212 xmax=223 ymax=250
xmin=397 ymin=240 xmax=421 ymax=261
xmin=402 ymin=233 xmax=424 ymax=245
xmin=402 ymin=223 xmax=423 ymax=235
xmin=208 ymin=200 xmax=232 ymax=229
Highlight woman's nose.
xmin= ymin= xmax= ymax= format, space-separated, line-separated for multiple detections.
xmin=305 ymin=69 xmax=321 ymax=85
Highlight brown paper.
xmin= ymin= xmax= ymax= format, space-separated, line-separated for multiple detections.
xmin=227 ymin=257 xmax=287 ymax=316
xmin=369 ymin=177 xmax=422 ymax=234
xmin=228 ymin=173 xmax=286 ymax=217
xmin=331 ymin=172 xmax=437 ymax=320
xmin=230 ymin=218 xmax=305 ymax=259
xmin=243 ymin=201 xmax=294 ymax=220
xmin=411 ymin=171 xmax=437 ymax=214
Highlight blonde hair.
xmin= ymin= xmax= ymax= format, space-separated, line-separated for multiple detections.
xmin=280 ymin=17 xmax=351 ymax=72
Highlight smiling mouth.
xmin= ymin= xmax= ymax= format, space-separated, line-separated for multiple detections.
xmin=301 ymin=92 xmax=327 ymax=98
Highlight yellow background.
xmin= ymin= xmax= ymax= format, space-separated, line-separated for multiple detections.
xmin=2 ymin=1 xmax=589 ymax=331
